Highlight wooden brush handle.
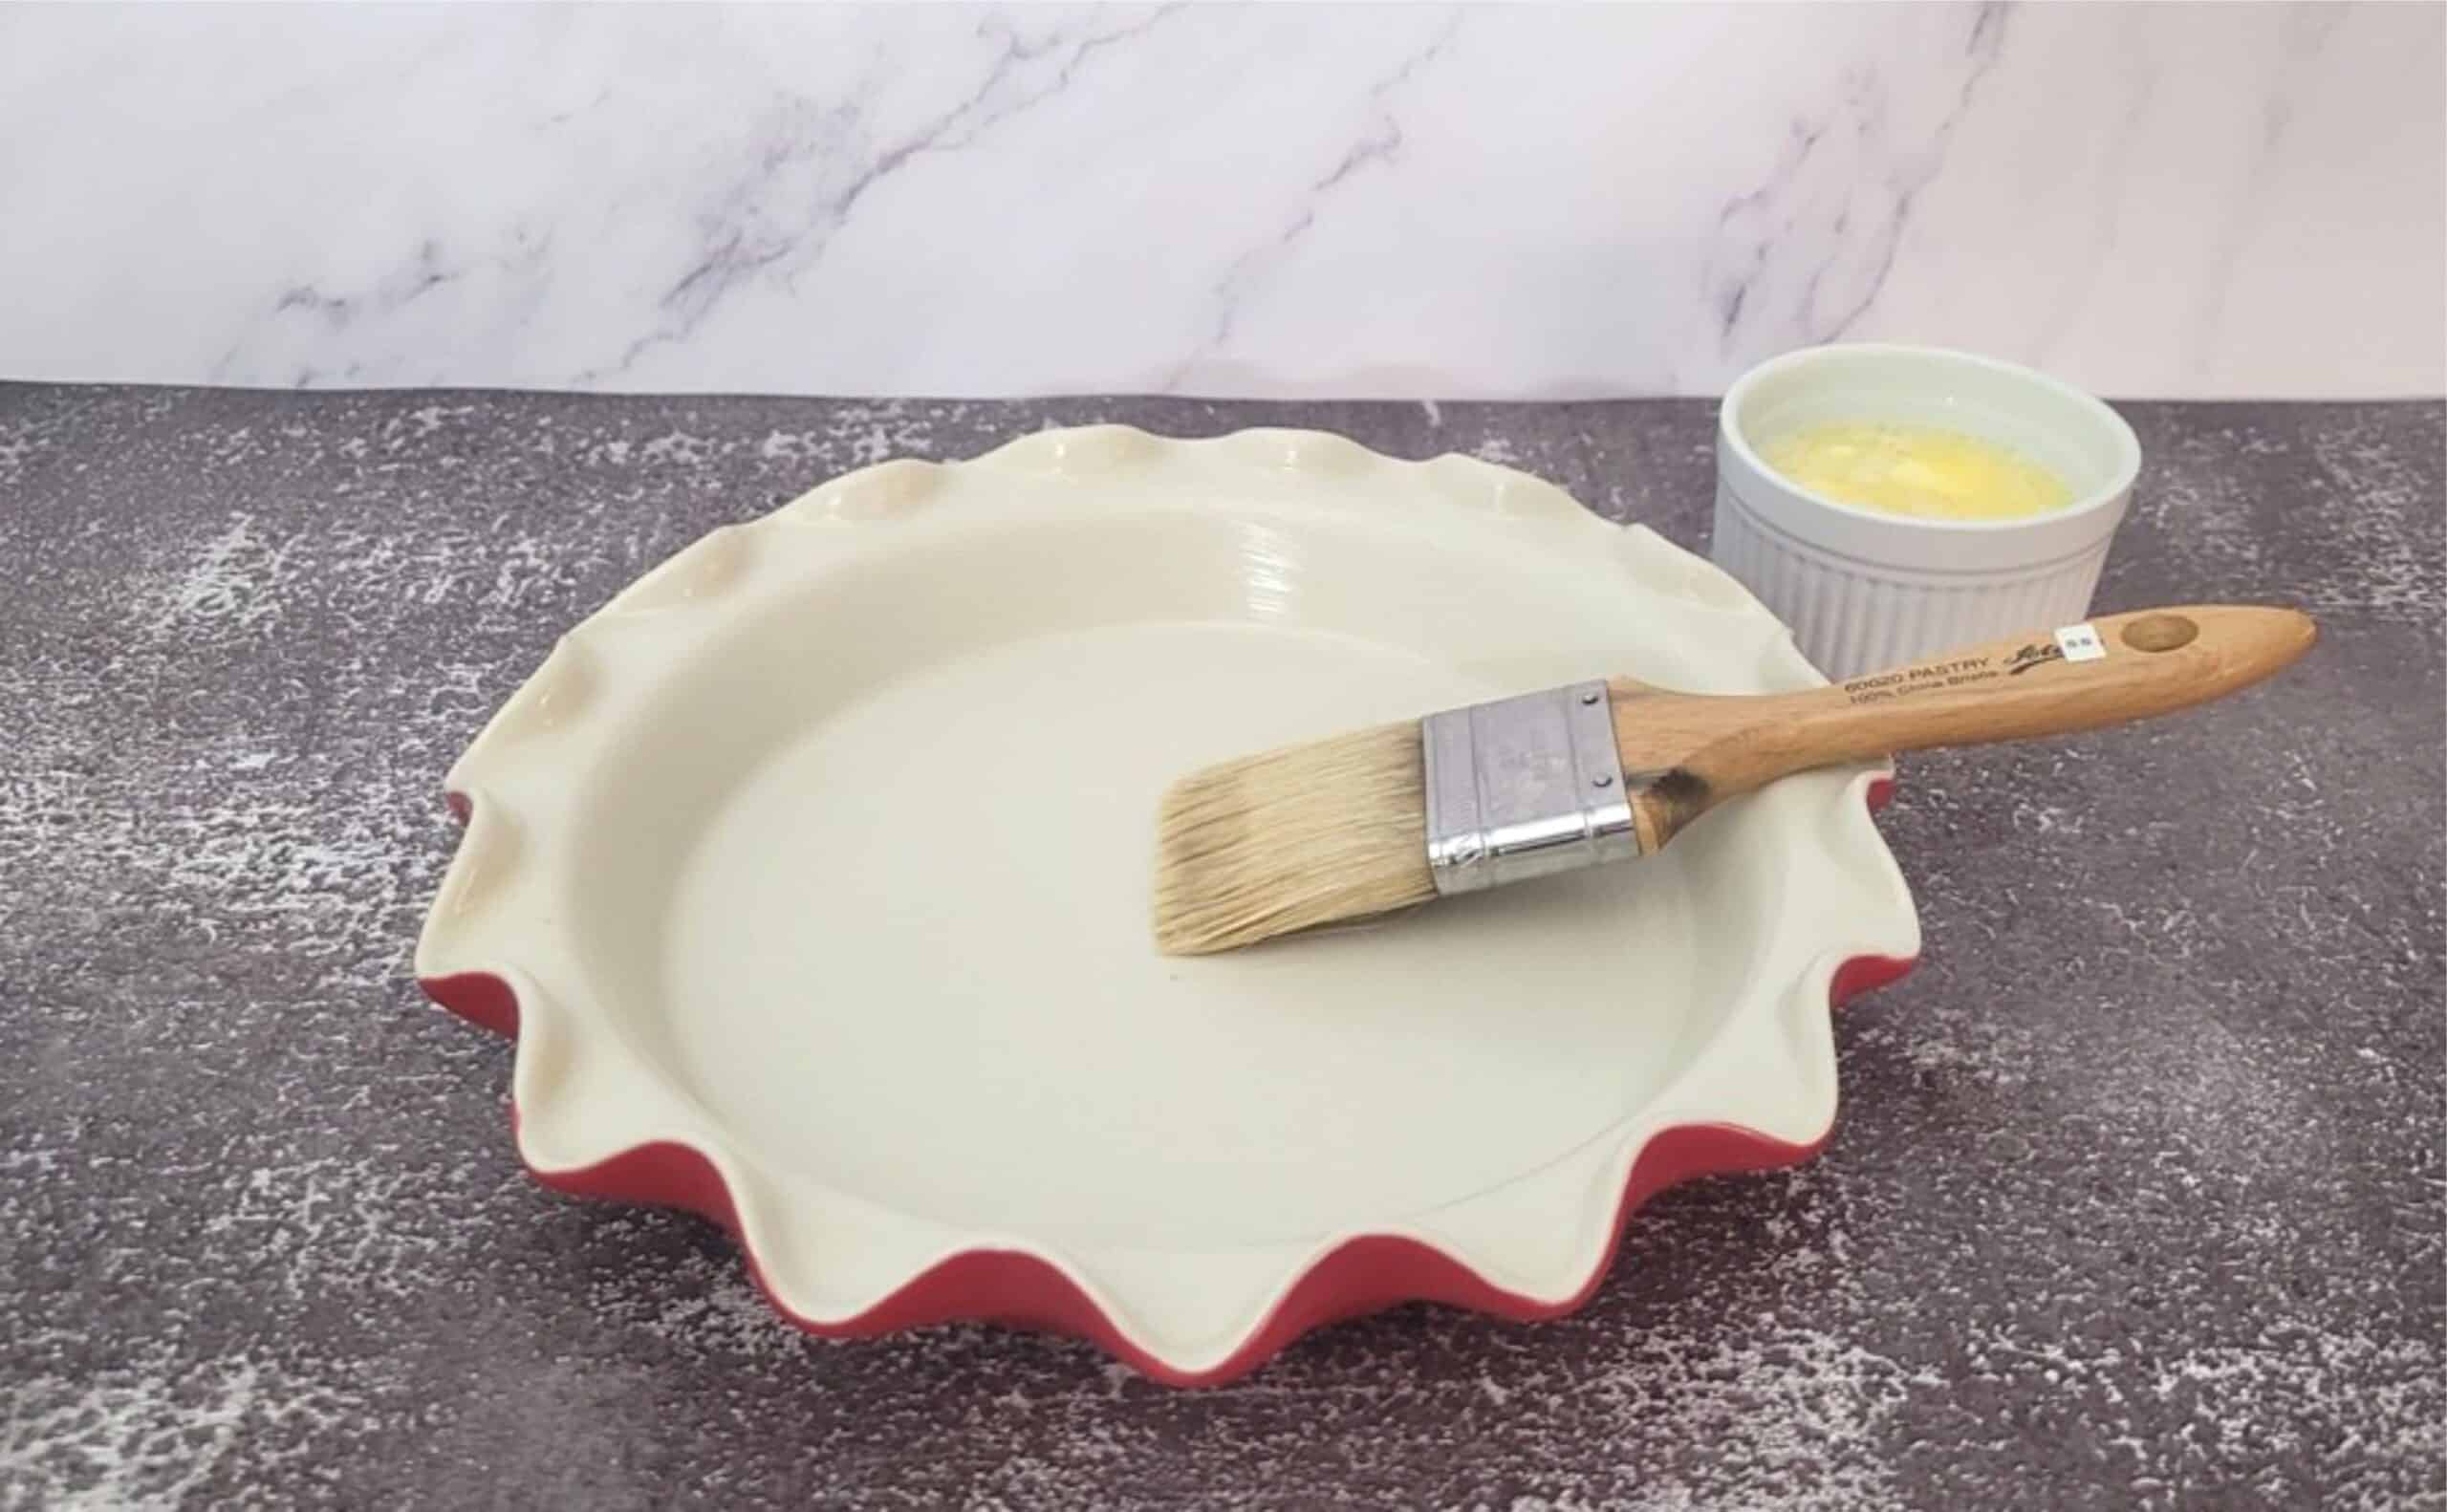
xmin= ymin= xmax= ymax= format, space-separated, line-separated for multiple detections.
xmin=1608 ymin=605 xmax=2317 ymax=851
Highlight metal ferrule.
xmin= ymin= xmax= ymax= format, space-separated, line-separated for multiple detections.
xmin=1421 ymin=680 xmax=1641 ymax=896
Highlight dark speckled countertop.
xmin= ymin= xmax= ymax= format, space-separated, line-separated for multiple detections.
xmin=2 ymin=385 xmax=2440 ymax=1510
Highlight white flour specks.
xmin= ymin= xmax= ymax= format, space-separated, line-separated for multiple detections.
xmin=2142 ymin=470 xmax=2270 ymax=581
xmin=1497 ymin=1327 xmax=1922 ymax=1511
xmin=0 ymin=425 xmax=54 ymax=484
xmin=1471 ymin=1164 xmax=1928 ymax=1511
xmin=2144 ymin=1333 xmax=2443 ymax=1509
xmin=587 ymin=401 xmax=972 ymax=478
xmin=157 ymin=784 xmax=413 ymax=961
xmin=639 ymin=430 xmax=712 ymax=466
xmin=1640 ymin=1332 xmax=1919 ymax=1507
xmin=758 ymin=429 xmax=814 ymax=462
xmin=2300 ymin=418 xmax=2444 ymax=619
xmin=0 ymin=389 xmax=2433 ymax=1508
xmin=323 ymin=525 xmax=481 ymax=611
xmin=2009 ymin=797 xmax=2084 ymax=837
xmin=2143 ymin=410 xmax=2444 ymax=624
xmin=1902 ymin=1030 xmax=2003 ymax=1080
xmin=0 ymin=1348 xmax=364 ymax=1512
xmin=805 ymin=400 xmax=969 ymax=468
xmin=151 ymin=512 xmax=292 ymax=637
xmin=641 ymin=1264 xmax=808 ymax=1361
xmin=202 ymin=1154 xmax=476 ymax=1302
xmin=484 ymin=534 xmax=560 ymax=611
xmin=381 ymin=404 xmax=477 ymax=450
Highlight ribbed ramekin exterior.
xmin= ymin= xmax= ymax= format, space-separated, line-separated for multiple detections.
xmin=1712 ymin=484 xmax=2112 ymax=680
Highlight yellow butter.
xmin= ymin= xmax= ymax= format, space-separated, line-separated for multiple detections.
xmin=1761 ymin=421 xmax=2073 ymax=521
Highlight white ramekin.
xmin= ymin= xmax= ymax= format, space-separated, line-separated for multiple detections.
xmin=1710 ymin=343 xmax=2142 ymax=680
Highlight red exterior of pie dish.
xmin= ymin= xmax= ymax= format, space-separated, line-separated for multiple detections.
xmin=421 ymin=782 xmax=1912 ymax=1387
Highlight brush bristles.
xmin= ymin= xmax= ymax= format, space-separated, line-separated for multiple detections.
xmin=1152 ymin=720 xmax=1436 ymax=956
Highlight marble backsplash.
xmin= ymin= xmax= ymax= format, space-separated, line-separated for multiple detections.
xmin=3 ymin=2 xmax=2439 ymax=400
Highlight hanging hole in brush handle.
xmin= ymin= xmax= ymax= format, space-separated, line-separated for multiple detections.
xmin=1606 ymin=604 xmax=2318 ymax=851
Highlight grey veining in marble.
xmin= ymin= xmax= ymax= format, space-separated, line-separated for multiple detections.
xmin=0 ymin=386 xmax=2439 ymax=1509
xmin=2 ymin=4 xmax=2442 ymax=399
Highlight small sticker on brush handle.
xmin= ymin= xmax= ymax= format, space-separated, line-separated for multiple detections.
xmin=2054 ymin=622 xmax=2108 ymax=663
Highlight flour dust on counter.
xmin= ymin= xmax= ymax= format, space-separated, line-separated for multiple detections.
xmin=0 ymin=384 xmax=2436 ymax=1510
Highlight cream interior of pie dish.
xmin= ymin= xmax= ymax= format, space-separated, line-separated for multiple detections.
xmin=416 ymin=426 xmax=1920 ymax=1374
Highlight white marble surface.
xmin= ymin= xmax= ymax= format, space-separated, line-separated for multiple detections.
xmin=3 ymin=2 xmax=2439 ymax=400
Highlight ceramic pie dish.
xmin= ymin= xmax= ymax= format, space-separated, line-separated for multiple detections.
xmin=415 ymin=425 xmax=1921 ymax=1384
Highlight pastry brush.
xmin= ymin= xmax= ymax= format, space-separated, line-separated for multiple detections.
xmin=1153 ymin=605 xmax=2316 ymax=955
